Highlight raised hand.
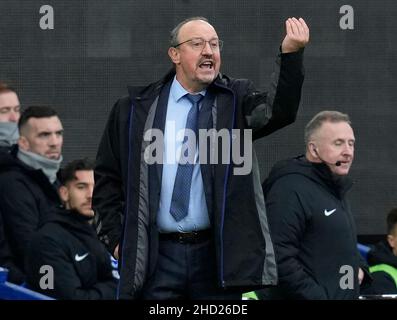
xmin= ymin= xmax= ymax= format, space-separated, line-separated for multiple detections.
xmin=281 ymin=17 xmax=310 ymax=53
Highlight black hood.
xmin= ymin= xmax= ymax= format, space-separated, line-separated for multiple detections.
xmin=263 ymin=155 xmax=353 ymax=199
xmin=368 ymin=240 xmax=397 ymax=268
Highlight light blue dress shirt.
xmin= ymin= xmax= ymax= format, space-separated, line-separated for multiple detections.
xmin=157 ymin=77 xmax=210 ymax=232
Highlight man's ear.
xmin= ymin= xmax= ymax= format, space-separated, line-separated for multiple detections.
xmin=18 ymin=135 xmax=29 ymax=151
xmin=308 ymin=142 xmax=318 ymax=158
xmin=387 ymin=234 xmax=395 ymax=249
xmin=58 ymin=185 xmax=69 ymax=204
xmin=168 ymin=47 xmax=180 ymax=64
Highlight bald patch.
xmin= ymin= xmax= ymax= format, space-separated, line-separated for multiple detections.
xmin=177 ymin=19 xmax=217 ymax=43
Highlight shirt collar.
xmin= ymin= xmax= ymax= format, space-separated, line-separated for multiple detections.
xmin=170 ymin=76 xmax=206 ymax=102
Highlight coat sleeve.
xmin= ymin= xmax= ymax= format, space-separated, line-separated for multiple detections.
xmin=0 ymin=210 xmax=25 ymax=284
xmin=265 ymin=177 xmax=328 ymax=299
xmin=358 ymin=251 xmax=373 ymax=288
xmin=360 ymin=271 xmax=396 ymax=295
xmin=93 ymin=100 xmax=125 ymax=256
xmin=26 ymin=235 xmax=117 ymax=300
xmin=0 ymin=173 xmax=41 ymax=260
xmin=243 ymin=49 xmax=305 ymax=140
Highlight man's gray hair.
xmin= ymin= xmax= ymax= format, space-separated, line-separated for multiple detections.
xmin=304 ymin=110 xmax=351 ymax=145
xmin=170 ymin=16 xmax=209 ymax=47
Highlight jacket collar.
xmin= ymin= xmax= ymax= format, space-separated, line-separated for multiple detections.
xmin=127 ymin=69 xmax=231 ymax=102
xmin=127 ymin=68 xmax=175 ymax=101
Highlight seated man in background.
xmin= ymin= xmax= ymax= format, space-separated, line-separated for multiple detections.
xmin=262 ymin=110 xmax=369 ymax=299
xmin=0 ymin=82 xmax=20 ymax=153
xmin=361 ymin=208 xmax=397 ymax=295
xmin=0 ymin=81 xmax=24 ymax=284
xmin=26 ymin=158 xmax=118 ymax=299
xmin=0 ymin=106 xmax=63 ymax=277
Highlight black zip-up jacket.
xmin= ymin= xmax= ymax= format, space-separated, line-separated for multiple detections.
xmin=93 ymin=50 xmax=305 ymax=299
xmin=262 ymin=156 xmax=362 ymax=299
xmin=0 ymin=146 xmax=61 ymax=274
xmin=25 ymin=208 xmax=118 ymax=300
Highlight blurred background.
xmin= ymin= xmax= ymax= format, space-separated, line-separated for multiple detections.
xmin=0 ymin=0 xmax=395 ymax=237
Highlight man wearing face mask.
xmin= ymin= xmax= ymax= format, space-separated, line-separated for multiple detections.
xmin=0 ymin=106 xmax=63 ymax=277
xmin=0 ymin=82 xmax=20 ymax=153
xmin=0 ymin=81 xmax=25 ymax=284
xmin=262 ymin=111 xmax=370 ymax=299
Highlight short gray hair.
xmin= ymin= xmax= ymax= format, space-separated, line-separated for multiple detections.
xmin=304 ymin=110 xmax=351 ymax=145
xmin=169 ymin=16 xmax=209 ymax=47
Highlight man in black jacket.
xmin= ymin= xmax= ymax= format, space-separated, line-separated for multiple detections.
xmin=0 ymin=81 xmax=24 ymax=284
xmin=263 ymin=110 xmax=368 ymax=299
xmin=94 ymin=16 xmax=309 ymax=299
xmin=26 ymin=159 xmax=118 ymax=299
xmin=0 ymin=106 xmax=63 ymax=277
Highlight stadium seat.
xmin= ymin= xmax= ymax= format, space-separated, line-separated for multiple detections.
xmin=357 ymin=243 xmax=371 ymax=261
xmin=0 ymin=267 xmax=54 ymax=300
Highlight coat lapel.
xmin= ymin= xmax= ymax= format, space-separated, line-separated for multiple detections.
xmin=149 ymin=81 xmax=172 ymax=219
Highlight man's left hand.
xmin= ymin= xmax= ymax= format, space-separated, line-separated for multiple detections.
xmin=281 ymin=17 xmax=310 ymax=53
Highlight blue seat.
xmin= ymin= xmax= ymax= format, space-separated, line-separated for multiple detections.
xmin=357 ymin=243 xmax=371 ymax=261
xmin=0 ymin=267 xmax=54 ymax=300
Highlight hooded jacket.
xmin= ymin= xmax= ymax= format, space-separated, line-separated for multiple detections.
xmin=0 ymin=146 xmax=61 ymax=273
xmin=25 ymin=207 xmax=118 ymax=300
xmin=262 ymin=156 xmax=361 ymax=299
xmin=93 ymin=50 xmax=305 ymax=299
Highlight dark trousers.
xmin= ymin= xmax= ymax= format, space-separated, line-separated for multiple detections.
xmin=142 ymin=237 xmax=240 ymax=300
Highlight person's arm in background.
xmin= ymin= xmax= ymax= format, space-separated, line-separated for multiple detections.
xmin=360 ymin=271 xmax=395 ymax=295
xmin=358 ymin=252 xmax=373 ymax=287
